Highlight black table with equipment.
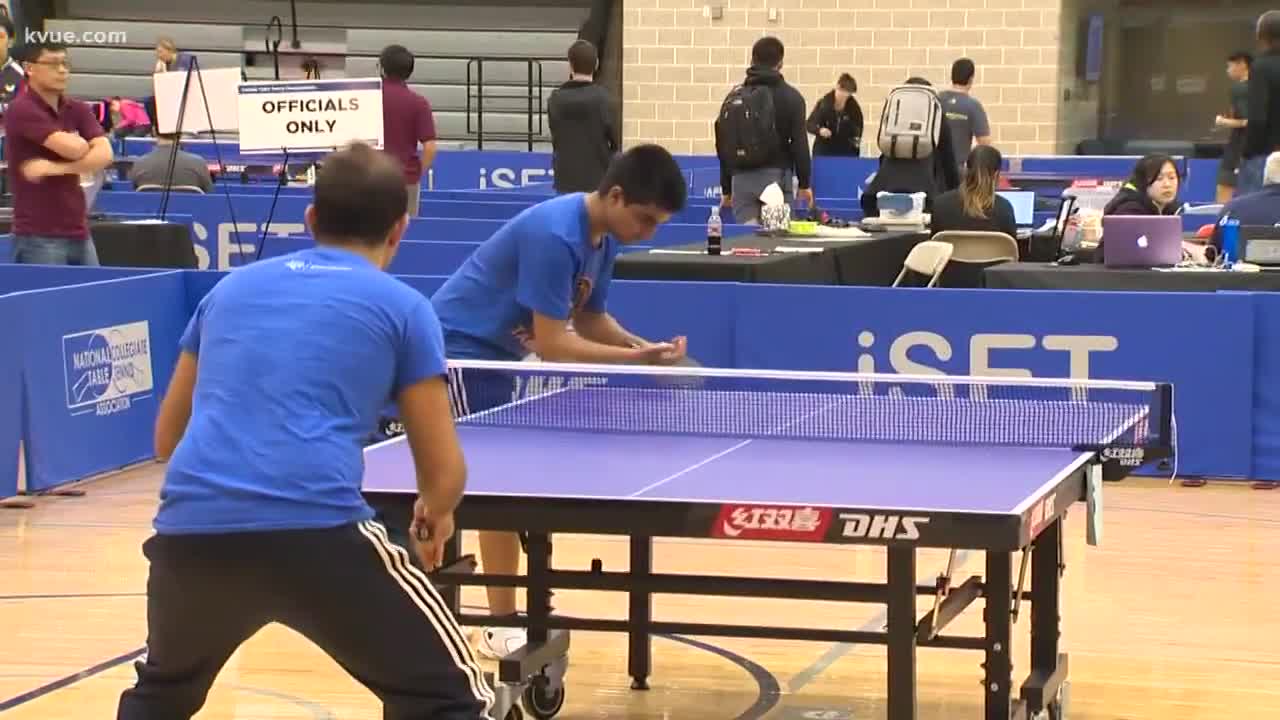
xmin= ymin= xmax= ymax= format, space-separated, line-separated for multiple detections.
xmin=89 ymin=220 xmax=197 ymax=268
xmin=983 ymin=262 xmax=1280 ymax=292
xmin=0 ymin=218 xmax=196 ymax=269
xmin=613 ymin=230 xmax=928 ymax=286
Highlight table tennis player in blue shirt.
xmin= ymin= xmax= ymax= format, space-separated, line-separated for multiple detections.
xmin=118 ymin=143 xmax=495 ymax=720
xmin=429 ymin=143 xmax=691 ymax=659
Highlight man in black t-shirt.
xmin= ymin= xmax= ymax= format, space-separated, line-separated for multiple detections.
xmin=1215 ymin=51 xmax=1251 ymax=202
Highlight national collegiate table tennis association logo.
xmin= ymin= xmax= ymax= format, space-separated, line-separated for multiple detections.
xmin=62 ymin=321 xmax=155 ymax=417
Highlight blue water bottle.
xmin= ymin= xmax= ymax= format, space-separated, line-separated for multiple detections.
xmin=1220 ymin=214 xmax=1241 ymax=267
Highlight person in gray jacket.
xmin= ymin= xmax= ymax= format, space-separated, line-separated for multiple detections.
xmin=547 ymin=40 xmax=619 ymax=194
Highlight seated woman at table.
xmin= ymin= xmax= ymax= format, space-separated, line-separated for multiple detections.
xmin=928 ymin=145 xmax=1017 ymax=238
xmin=1103 ymin=154 xmax=1182 ymax=216
xmin=1081 ymin=154 xmax=1184 ymax=260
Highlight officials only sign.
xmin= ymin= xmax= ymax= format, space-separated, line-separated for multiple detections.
xmin=237 ymin=78 xmax=383 ymax=154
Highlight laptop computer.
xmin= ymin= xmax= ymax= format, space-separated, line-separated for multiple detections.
xmin=997 ymin=190 xmax=1035 ymax=226
xmin=1101 ymin=215 xmax=1183 ymax=267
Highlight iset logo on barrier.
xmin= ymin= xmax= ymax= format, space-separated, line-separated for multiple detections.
xmin=62 ymin=321 xmax=154 ymax=417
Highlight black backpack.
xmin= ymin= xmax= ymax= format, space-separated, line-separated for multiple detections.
xmin=716 ymin=83 xmax=779 ymax=170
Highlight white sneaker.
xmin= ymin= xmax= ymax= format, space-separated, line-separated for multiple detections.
xmin=477 ymin=626 xmax=527 ymax=660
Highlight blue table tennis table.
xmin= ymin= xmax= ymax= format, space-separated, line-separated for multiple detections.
xmin=362 ymin=361 xmax=1173 ymax=720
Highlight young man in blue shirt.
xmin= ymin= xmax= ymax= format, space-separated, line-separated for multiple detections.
xmin=116 ymin=143 xmax=495 ymax=720
xmin=430 ymin=143 xmax=690 ymax=658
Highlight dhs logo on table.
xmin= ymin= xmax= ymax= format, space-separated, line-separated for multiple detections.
xmin=711 ymin=505 xmax=931 ymax=544
xmin=1101 ymin=446 xmax=1145 ymax=467
xmin=62 ymin=321 xmax=154 ymax=417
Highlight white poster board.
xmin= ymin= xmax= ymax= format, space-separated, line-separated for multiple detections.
xmin=154 ymin=66 xmax=243 ymax=134
xmin=236 ymin=78 xmax=383 ymax=154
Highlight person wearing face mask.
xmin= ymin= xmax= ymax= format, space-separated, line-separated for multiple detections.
xmin=1103 ymin=154 xmax=1182 ymax=217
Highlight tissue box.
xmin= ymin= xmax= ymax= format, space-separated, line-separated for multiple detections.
xmin=876 ymin=191 xmax=926 ymax=220
xmin=760 ymin=203 xmax=791 ymax=232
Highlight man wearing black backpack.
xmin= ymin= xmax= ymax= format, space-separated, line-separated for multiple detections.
xmin=714 ymin=36 xmax=812 ymax=224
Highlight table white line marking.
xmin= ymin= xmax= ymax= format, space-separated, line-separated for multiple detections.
xmin=627 ymin=439 xmax=754 ymax=498
xmin=626 ymin=392 xmax=855 ymax=499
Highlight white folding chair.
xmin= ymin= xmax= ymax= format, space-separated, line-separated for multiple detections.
xmin=894 ymin=240 xmax=954 ymax=287
xmin=136 ymin=183 xmax=206 ymax=194
xmin=931 ymin=231 xmax=1019 ymax=287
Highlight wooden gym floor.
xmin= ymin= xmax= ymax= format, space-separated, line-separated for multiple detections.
xmin=1 ymin=463 xmax=1278 ymax=719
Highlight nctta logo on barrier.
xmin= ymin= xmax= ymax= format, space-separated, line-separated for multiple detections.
xmin=711 ymin=504 xmax=833 ymax=541
xmin=62 ymin=321 xmax=154 ymax=417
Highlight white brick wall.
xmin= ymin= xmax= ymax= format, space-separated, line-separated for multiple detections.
xmin=622 ymin=0 xmax=1065 ymax=157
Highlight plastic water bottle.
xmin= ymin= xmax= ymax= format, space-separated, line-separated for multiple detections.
xmin=707 ymin=205 xmax=723 ymax=256
xmin=1220 ymin=214 xmax=1241 ymax=266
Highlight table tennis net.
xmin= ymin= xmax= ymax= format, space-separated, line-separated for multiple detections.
xmin=448 ymin=361 xmax=1171 ymax=450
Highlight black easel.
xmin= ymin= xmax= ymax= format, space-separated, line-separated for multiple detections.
xmin=267 ymin=16 xmax=283 ymax=80
xmin=254 ymin=146 xmax=292 ymax=261
xmin=157 ymin=54 xmax=248 ymax=261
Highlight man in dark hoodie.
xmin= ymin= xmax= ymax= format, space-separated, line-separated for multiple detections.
xmin=715 ymin=36 xmax=813 ymax=224
xmin=547 ymin=39 xmax=619 ymax=194
xmin=1241 ymin=10 xmax=1280 ymax=195
xmin=806 ymin=73 xmax=864 ymax=157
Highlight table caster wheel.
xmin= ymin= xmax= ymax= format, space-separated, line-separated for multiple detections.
xmin=1048 ymin=681 xmax=1070 ymax=720
xmin=522 ymin=681 xmax=565 ymax=719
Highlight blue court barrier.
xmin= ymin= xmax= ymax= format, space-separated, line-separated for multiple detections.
xmin=11 ymin=272 xmax=189 ymax=491
xmin=10 ymin=263 xmax=1276 ymax=488
xmin=246 ymin=238 xmax=480 ymax=274
xmin=181 ymin=269 xmax=736 ymax=373
xmin=177 ymin=269 xmax=1266 ymax=479
xmin=0 ymin=264 xmax=160 ymax=293
xmin=93 ymin=192 xmax=756 ymax=270
xmin=116 ymin=139 xmax=1222 ymax=204
xmin=384 ymin=275 xmax=737 ymax=369
xmin=730 ymin=284 xmax=1254 ymax=479
xmin=0 ymin=293 xmax=20 ymax=500
xmin=1250 ymin=294 xmax=1280 ymax=480
xmin=183 ymin=269 xmax=228 ymax=316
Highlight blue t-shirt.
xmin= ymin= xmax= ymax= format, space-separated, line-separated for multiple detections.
xmin=431 ymin=192 xmax=619 ymax=360
xmin=155 ymin=246 xmax=447 ymax=534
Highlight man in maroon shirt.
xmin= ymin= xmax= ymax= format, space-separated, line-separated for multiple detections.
xmin=5 ymin=42 xmax=113 ymax=265
xmin=379 ymin=44 xmax=436 ymax=216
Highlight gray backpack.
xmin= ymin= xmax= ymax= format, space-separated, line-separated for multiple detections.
xmin=877 ymin=84 xmax=942 ymax=160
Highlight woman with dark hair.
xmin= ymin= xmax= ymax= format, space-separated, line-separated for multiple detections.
xmin=806 ymin=73 xmax=864 ymax=157
xmin=1103 ymin=154 xmax=1181 ymax=216
xmin=928 ymin=144 xmax=1017 ymax=238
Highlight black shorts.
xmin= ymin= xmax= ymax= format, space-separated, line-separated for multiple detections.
xmin=1218 ymin=136 xmax=1245 ymax=186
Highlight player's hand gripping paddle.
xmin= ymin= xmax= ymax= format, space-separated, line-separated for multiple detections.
xmin=410 ymin=498 xmax=455 ymax=571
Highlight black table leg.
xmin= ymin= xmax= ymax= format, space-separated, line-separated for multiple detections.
xmin=629 ymin=534 xmax=653 ymax=690
xmin=984 ymin=550 xmax=1013 ymax=720
xmin=526 ymin=532 xmax=551 ymax=645
xmin=1021 ymin=516 xmax=1069 ymax=715
xmin=497 ymin=532 xmax=570 ymax=687
xmin=1032 ymin=518 xmax=1061 ymax=676
xmin=440 ymin=532 xmax=463 ymax=614
xmin=887 ymin=545 xmax=917 ymax=720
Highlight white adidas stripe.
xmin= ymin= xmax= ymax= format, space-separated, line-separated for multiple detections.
xmin=363 ymin=521 xmax=494 ymax=709
xmin=357 ymin=520 xmax=496 ymax=717
xmin=447 ymin=366 xmax=472 ymax=418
